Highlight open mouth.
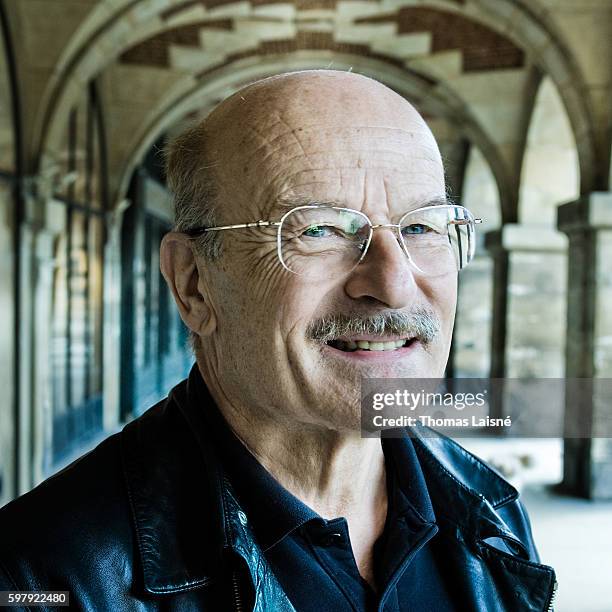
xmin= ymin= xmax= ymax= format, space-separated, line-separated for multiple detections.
xmin=325 ymin=338 xmax=417 ymax=352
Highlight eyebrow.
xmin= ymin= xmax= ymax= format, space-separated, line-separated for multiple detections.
xmin=267 ymin=194 xmax=455 ymax=219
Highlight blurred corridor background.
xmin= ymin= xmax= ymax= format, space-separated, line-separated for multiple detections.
xmin=0 ymin=1 xmax=611 ymax=609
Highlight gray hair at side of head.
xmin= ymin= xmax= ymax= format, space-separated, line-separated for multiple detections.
xmin=164 ymin=121 xmax=224 ymax=354
xmin=164 ymin=120 xmax=223 ymax=260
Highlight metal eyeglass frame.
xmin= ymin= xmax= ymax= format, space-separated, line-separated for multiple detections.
xmin=183 ymin=204 xmax=483 ymax=276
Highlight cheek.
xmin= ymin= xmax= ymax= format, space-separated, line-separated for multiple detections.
xmin=218 ymin=242 xmax=325 ymax=343
xmin=233 ymin=239 xmax=289 ymax=306
xmin=420 ymin=274 xmax=457 ymax=329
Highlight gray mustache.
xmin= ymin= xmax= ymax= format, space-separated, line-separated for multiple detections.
xmin=307 ymin=309 xmax=440 ymax=345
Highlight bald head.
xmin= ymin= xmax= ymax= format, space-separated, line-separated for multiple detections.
xmin=208 ymin=70 xmax=431 ymax=137
xmin=206 ymin=71 xmax=439 ymax=204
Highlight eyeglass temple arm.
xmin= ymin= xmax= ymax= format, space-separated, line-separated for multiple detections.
xmin=184 ymin=220 xmax=281 ymax=236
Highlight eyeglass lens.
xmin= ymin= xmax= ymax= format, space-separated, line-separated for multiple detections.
xmin=278 ymin=206 xmax=476 ymax=278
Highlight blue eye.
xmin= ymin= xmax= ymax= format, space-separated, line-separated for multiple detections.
xmin=303 ymin=225 xmax=332 ymax=238
xmin=402 ymin=223 xmax=430 ymax=235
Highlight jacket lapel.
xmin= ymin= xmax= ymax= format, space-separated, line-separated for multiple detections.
xmin=411 ymin=427 xmax=556 ymax=611
xmin=121 ymin=379 xmax=227 ymax=595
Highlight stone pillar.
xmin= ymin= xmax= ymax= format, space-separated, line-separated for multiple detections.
xmin=16 ymin=217 xmax=38 ymax=495
xmin=0 ymin=176 xmax=16 ymax=506
xmin=485 ymin=225 xmax=568 ymax=414
xmin=102 ymin=198 xmax=130 ymax=432
xmin=18 ymin=180 xmax=59 ymax=489
xmin=558 ymin=192 xmax=612 ymax=499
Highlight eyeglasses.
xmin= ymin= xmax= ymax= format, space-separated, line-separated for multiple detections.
xmin=184 ymin=204 xmax=482 ymax=279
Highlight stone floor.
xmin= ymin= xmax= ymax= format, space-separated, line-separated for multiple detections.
xmin=462 ymin=438 xmax=612 ymax=612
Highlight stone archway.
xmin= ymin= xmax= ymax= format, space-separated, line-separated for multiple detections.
xmin=34 ymin=0 xmax=597 ymax=195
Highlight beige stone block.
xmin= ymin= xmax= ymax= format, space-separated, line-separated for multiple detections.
xmin=502 ymin=224 xmax=568 ymax=251
xmin=334 ymin=23 xmax=396 ymax=45
xmin=104 ymin=13 xmax=135 ymax=49
xmin=199 ymin=28 xmax=261 ymax=54
xmin=297 ymin=22 xmax=334 ymax=33
xmin=169 ymin=46 xmax=227 ymax=73
xmin=208 ymin=1 xmax=251 ymax=18
xmin=74 ymin=45 xmax=111 ymax=85
xmin=370 ymin=32 xmax=431 ymax=60
xmin=164 ymin=4 xmax=208 ymax=28
xmin=253 ymin=3 xmax=296 ymax=20
xmin=378 ymin=0 xmax=426 ymax=12
xmin=337 ymin=0 xmax=391 ymax=20
xmin=406 ymin=50 xmax=462 ymax=81
xmin=132 ymin=0 xmax=171 ymax=22
xmin=296 ymin=9 xmax=335 ymax=21
xmin=234 ymin=19 xmax=296 ymax=41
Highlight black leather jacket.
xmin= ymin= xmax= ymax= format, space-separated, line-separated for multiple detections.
xmin=0 ymin=375 xmax=556 ymax=611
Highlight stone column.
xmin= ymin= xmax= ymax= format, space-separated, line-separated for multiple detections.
xmin=0 ymin=176 xmax=16 ymax=505
xmin=102 ymin=198 xmax=130 ymax=432
xmin=18 ymin=179 xmax=60 ymax=488
xmin=558 ymin=192 xmax=612 ymax=499
xmin=485 ymin=225 xmax=568 ymax=415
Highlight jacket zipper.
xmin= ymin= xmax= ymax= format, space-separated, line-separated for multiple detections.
xmin=546 ymin=579 xmax=558 ymax=611
xmin=232 ymin=569 xmax=244 ymax=612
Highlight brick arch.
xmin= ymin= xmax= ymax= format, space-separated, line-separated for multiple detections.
xmin=112 ymin=52 xmax=512 ymax=219
xmin=36 ymin=0 xmax=596 ymax=194
xmin=117 ymin=7 xmax=524 ymax=73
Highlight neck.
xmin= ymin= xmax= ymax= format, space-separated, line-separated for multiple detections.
xmin=197 ymin=362 xmax=388 ymax=587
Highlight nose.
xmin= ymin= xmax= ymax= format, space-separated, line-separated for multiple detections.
xmin=344 ymin=228 xmax=418 ymax=309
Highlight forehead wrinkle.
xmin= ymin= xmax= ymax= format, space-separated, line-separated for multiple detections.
xmin=233 ymin=123 xmax=440 ymax=173
xmin=258 ymin=152 xmax=439 ymax=186
xmin=241 ymin=137 xmax=433 ymax=180
xmin=261 ymin=151 xmax=443 ymax=194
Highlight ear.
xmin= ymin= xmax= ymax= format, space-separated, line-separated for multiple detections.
xmin=160 ymin=232 xmax=217 ymax=337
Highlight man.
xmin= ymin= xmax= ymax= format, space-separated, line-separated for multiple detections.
xmin=0 ymin=71 xmax=555 ymax=611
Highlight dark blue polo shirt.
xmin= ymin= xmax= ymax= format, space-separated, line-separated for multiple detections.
xmin=195 ymin=375 xmax=456 ymax=611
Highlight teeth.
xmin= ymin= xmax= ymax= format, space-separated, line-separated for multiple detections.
xmin=332 ymin=339 xmax=409 ymax=352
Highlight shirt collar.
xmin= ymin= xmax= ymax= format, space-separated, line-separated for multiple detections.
xmin=190 ymin=368 xmax=436 ymax=549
